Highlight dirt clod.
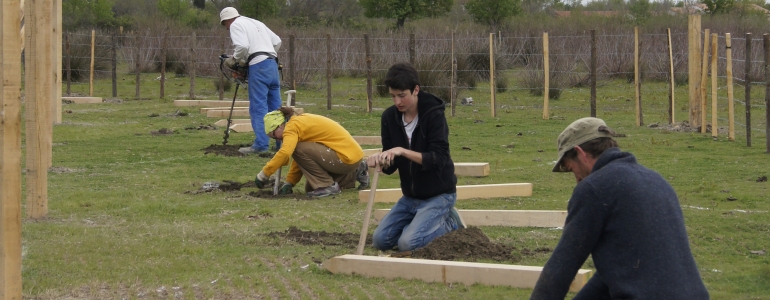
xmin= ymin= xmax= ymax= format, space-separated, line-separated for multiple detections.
xmin=185 ymin=124 xmax=217 ymax=130
xmin=757 ymin=176 xmax=767 ymax=182
xmin=151 ymin=128 xmax=176 ymax=135
xmin=412 ymin=227 xmax=522 ymax=262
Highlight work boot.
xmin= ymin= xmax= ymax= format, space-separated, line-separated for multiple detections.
xmin=307 ymin=182 xmax=341 ymax=198
xmin=356 ymin=160 xmax=369 ymax=190
xmin=449 ymin=207 xmax=467 ymax=230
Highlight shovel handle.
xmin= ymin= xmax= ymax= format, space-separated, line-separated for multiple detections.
xmin=356 ymin=164 xmax=379 ymax=255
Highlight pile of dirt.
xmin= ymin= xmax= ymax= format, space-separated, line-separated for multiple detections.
xmin=247 ymin=190 xmax=314 ymax=200
xmin=202 ymin=144 xmax=249 ymax=156
xmin=185 ymin=180 xmax=254 ymax=194
xmin=151 ymin=128 xmax=177 ymax=136
xmin=185 ymin=124 xmax=217 ymax=130
xmin=412 ymin=227 xmax=522 ymax=262
xmin=267 ymin=226 xmax=370 ymax=246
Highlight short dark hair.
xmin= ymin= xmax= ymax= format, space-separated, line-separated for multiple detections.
xmin=562 ymin=137 xmax=618 ymax=163
xmin=384 ymin=62 xmax=420 ymax=93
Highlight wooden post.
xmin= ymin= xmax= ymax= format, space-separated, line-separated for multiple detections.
xmin=160 ymin=33 xmax=166 ymax=99
xmin=25 ymin=0 xmax=53 ymax=219
xmin=53 ymin=0 xmax=62 ymax=124
xmin=765 ymin=34 xmax=770 ymax=152
xmin=219 ymin=40 xmax=224 ymax=100
xmin=746 ymin=33 xmax=752 ymax=147
xmin=543 ymin=32 xmax=549 ymax=120
xmin=289 ymin=34 xmax=295 ymax=91
xmin=66 ymin=32 xmax=71 ymax=95
xmin=1 ymin=0 xmax=24 ymax=297
xmin=726 ymin=33 xmax=735 ymax=141
xmin=711 ymin=33 xmax=718 ymax=138
xmin=634 ymin=27 xmax=641 ymax=126
xmin=111 ymin=34 xmax=117 ymax=97
xmin=489 ymin=33 xmax=496 ymax=117
xmin=688 ymin=15 xmax=702 ymax=128
xmin=365 ymin=34 xmax=373 ymax=113
xmin=701 ymin=29 xmax=710 ymax=133
xmin=189 ymin=32 xmax=196 ymax=100
xmin=409 ymin=33 xmax=415 ymax=65
xmin=89 ymin=29 xmax=95 ymax=96
xmin=327 ymin=33 xmax=332 ymax=110
xmin=590 ymin=29 xmax=596 ymax=118
xmin=451 ymin=32 xmax=456 ymax=117
xmin=135 ymin=34 xmax=141 ymax=98
xmin=668 ymin=28 xmax=675 ymax=124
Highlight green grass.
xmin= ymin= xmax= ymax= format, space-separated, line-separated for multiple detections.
xmin=20 ymin=73 xmax=770 ymax=299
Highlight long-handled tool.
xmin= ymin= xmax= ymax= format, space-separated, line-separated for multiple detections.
xmin=356 ymin=162 xmax=379 ymax=255
xmin=272 ymin=166 xmax=282 ymax=195
xmin=218 ymin=54 xmax=249 ymax=146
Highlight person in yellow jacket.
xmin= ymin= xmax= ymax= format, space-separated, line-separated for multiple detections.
xmin=254 ymin=107 xmax=369 ymax=197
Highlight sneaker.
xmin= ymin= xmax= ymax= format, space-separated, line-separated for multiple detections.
xmin=238 ymin=147 xmax=261 ymax=155
xmin=307 ymin=182 xmax=341 ymax=198
xmin=356 ymin=160 xmax=369 ymax=190
xmin=449 ymin=207 xmax=467 ymax=229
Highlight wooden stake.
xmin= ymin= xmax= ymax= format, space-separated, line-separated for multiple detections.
xmin=289 ymin=34 xmax=295 ymax=90
xmin=66 ymin=32 xmax=71 ymax=95
xmin=668 ymin=28 xmax=675 ymax=124
xmin=356 ymin=168 xmax=379 ymax=255
xmin=365 ymin=34 xmax=372 ymax=113
xmin=1 ymin=0 xmax=24 ymax=297
xmin=590 ymin=29 xmax=596 ymax=118
xmin=726 ymin=33 xmax=735 ymax=141
xmin=326 ymin=33 xmax=332 ymax=110
xmin=89 ymin=29 xmax=95 ymax=96
xmin=160 ymin=33 xmax=166 ymax=99
xmin=688 ymin=15 xmax=702 ymax=127
xmin=135 ymin=34 xmax=141 ymax=99
xmin=745 ymin=33 xmax=752 ymax=147
xmin=189 ymin=32 xmax=196 ymax=100
xmin=543 ymin=32 xmax=549 ymax=120
xmin=634 ymin=27 xmax=641 ymax=126
xmin=701 ymin=29 xmax=710 ymax=133
xmin=489 ymin=33 xmax=496 ymax=118
xmin=53 ymin=0 xmax=62 ymax=124
xmin=711 ymin=33 xmax=718 ymax=138
xmin=111 ymin=34 xmax=117 ymax=97
xmin=764 ymin=34 xmax=770 ymax=153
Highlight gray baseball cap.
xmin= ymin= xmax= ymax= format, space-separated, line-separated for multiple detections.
xmin=553 ymin=117 xmax=615 ymax=172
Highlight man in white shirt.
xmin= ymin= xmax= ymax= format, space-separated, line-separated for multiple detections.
xmin=220 ymin=7 xmax=283 ymax=155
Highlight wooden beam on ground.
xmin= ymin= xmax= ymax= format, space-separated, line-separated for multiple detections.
xmin=353 ymin=136 xmax=381 ymax=145
xmin=207 ymin=109 xmax=249 ymax=118
xmin=373 ymin=209 xmax=566 ymax=227
xmin=214 ymin=119 xmax=250 ymax=127
xmin=174 ymin=99 xmax=249 ymax=107
xmin=62 ymin=96 xmax=102 ymax=104
xmin=359 ymin=183 xmax=532 ymax=203
xmin=229 ymin=123 xmax=253 ymax=133
xmin=199 ymin=107 xmax=247 ymax=114
xmin=324 ymin=255 xmax=591 ymax=292
xmin=454 ymin=162 xmax=489 ymax=177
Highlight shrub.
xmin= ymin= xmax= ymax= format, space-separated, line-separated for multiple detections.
xmin=496 ymin=73 xmax=508 ymax=93
xmin=212 ymin=78 xmax=232 ymax=92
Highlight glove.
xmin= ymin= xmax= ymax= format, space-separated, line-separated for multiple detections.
xmin=255 ymin=171 xmax=269 ymax=189
xmin=224 ymin=56 xmax=237 ymax=68
xmin=279 ymin=183 xmax=293 ymax=195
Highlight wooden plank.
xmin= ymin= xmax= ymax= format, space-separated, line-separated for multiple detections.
xmin=373 ymin=209 xmax=566 ymax=227
xmin=454 ymin=162 xmax=489 ymax=177
xmin=324 ymin=255 xmax=591 ymax=292
xmin=359 ymin=183 xmax=532 ymax=203
xmin=207 ymin=109 xmax=249 ymax=118
xmin=353 ymin=136 xmax=381 ymax=145
xmin=173 ymin=100 xmax=250 ymax=107
xmin=214 ymin=119 xmax=250 ymax=127
xmin=229 ymin=123 xmax=252 ymax=133
xmin=199 ymin=107 xmax=248 ymax=114
xmin=62 ymin=96 xmax=102 ymax=104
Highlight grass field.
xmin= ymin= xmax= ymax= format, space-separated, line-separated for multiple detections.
xmin=19 ymin=73 xmax=770 ymax=299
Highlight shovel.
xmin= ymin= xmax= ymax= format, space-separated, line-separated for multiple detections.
xmin=356 ymin=162 xmax=379 ymax=255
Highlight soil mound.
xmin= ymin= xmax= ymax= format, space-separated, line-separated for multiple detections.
xmin=412 ymin=227 xmax=521 ymax=262
xmin=267 ymin=226 xmax=370 ymax=246
xmin=202 ymin=144 xmax=249 ymax=156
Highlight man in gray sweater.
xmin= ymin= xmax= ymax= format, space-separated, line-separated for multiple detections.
xmin=531 ymin=117 xmax=709 ymax=299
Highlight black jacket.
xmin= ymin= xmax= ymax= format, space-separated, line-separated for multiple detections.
xmin=531 ymin=148 xmax=709 ymax=300
xmin=380 ymin=92 xmax=457 ymax=200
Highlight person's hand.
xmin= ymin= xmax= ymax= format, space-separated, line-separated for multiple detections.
xmin=366 ymin=154 xmax=383 ymax=171
xmin=378 ymin=147 xmax=405 ymax=169
xmin=224 ymin=56 xmax=237 ymax=68
xmin=255 ymin=171 xmax=269 ymax=189
xmin=279 ymin=183 xmax=293 ymax=195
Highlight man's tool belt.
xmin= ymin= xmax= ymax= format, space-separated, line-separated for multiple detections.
xmin=247 ymin=52 xmax=283 ymax=71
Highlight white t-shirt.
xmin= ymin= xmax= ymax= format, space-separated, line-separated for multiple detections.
xmin=229 ymin=17 xmax=282 ymax=66
xmin=403 ymin=114 xmax=418 ymax=146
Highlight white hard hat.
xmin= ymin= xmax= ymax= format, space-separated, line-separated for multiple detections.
xmin=220 ymin=7 xmax=240 ymax=24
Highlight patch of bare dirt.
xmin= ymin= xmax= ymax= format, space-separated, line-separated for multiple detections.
xmin=649 ymin=120 xmax=728 ymax=134
xmin=185 ymin=124 xmax=217 ymax=130
xmin=185 ymin=180 xmax=255 ymax=194
xmin=151 ymin=128 xmax=177 ymax=136
xmin=202 ymin=144 xmax=248 ymax=157
xmin=267 ymin=226 xmax=370 ymax=246
xmin=411 ymin=227 xmax=523 ymax=262
xmin=167 ymin=110 xmax=189 ymax=117
xmin=758 ymin=175 xmax=768 ymax=182
xmin=48 ymin=167 xmax=81 ymax=173
xmin=104 ymin=97 xmax=123 ymax=103
xmin=247 ymin=190 xmax=314 ymax=200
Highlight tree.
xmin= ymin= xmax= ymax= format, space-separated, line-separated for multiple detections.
xmin=628 ymin=0 xmax=651 ymax=24
xmin=157 ymin=0 xmax=190 ymax=20
xmin=465 ymin=0 xmax=521 ymax=29
xmin=238 ymin=0 xmax=280 ymax=19
xmin=63 ymin=0 xmax=120 ymax=29
xmin=359 ymin=0 xmax=453 ymax=29
xmin=193 ymin=0 xmax=205 ymax=10
xmin=701 ymin=0 xmax=734 ymax=14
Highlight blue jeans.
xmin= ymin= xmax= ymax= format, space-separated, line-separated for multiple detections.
xmin=248 ymin=59 xmax=282 ymax=151
xmin=372 ymin=193 xmax=458 ymax=251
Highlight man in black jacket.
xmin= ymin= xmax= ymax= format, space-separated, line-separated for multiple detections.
xmin=367 ymin=62 xmax=465 ymax=252
xmin=531 ymin=117 xmax=709 ymax=299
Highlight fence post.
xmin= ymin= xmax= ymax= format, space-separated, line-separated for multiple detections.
xmin=365 ymin=34 xmax=373 ymax=113
xmin=764 ymin=34 xmax=770 ymax=152
xmin=726 ymin=33 xmax=735 ymax=141
xmin=409 ymin=33 xmax=415 ymax=65
xmin=688 ymin=15 xmax=702 ymax=128
xmin=219 ymin=40 xmax=224 ymax=100
xmin=451 ymin=31 xmax=456 ymax=117
xmin=189 ymin=32 xmax=196 ymax=100
xmin=668 ymin=28 xmax=675 ymax=124
xmin=711 ymin=33 xmax=718 ymax=138
xmin=289 ymin=34 xmax=296 ymax=92
xmin=590 ymin=29 xmax=596 ymax=118
xmin=89 ymin=29 xmax=95 ymax=96
xmin=66 ymin=31 xmax=71 ymax=95
xmin=543 ymin=32 xmax=551 ymax=120
xmin=489 ymin=32 xmax=496 ymax=118
xmin=327 ymin=33 xmax=332 ymax=110
xmin=701 ymin=29 xmax=710 ymax=133
xmin=135 ymin=34 xmax=141 ymax=98
xmin=745 ymin=33 xmax=752 ymax=147
xmin=160 ymin=33 xmax=166 ymax=99
xmin=634 ymin=27 xmax=642 ymax=126
xmin=112 ymin=33 xmax=117 ymax=97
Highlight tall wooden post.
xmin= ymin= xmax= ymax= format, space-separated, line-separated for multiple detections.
xmin=700 ymin=29 xmax=711 ymax=133
xmin=725 ymin=33 xmax=735 ymax=141
xmin=1 ymin=0 xmax=24 ymax=297
xmin=451 ymin=32 xmax=456 ymax=117
xmin=189 ymin=32 xmax=196 ymax=100
xmin=325 ymin=34 xmax=331 ymax=110
xmin=688 ymin=15 xmax=702 ymax=127
xmin=409 ymin=33 xmax=415 ymax=65
xmin=365 ymin=34 xmax=372 ymax=113
xmin=634 ymin=27 xmax=641 ymax=126
xmin=26 ymin=0 xmax=53 ymax=219
xmin=489 ymin=33 xmax=496 ymax=118
xmin=764 ymin=34 xmax=770 ymax=152
xmin=160 ymin=33 xmax=166 ymax=99
xmin=711 ymin=33 xmax=718 ymax=137
xmin=745 ymin=33 xmax=752 ymax=147
xmin=66 ymin=32 xmax=71 ymax=95
xmin=668 ymin=28 xmax=675 ymax=124
xmin=590 ymin=29 xmax=597 ymax=118
xmin=111 ymin=34 xmax=117 ymax=97
xmin=543 ymin=32 xmax=551 ymax=120
xmin=52 ymin=0 xmax=62 ymax=124
xmin=289 ymin=34 xmax=295 ymax=91
xmin=89 ymin=29 xmax=95 ymax=96
xmin=135 ymin=34 xmax=141 ymax=98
